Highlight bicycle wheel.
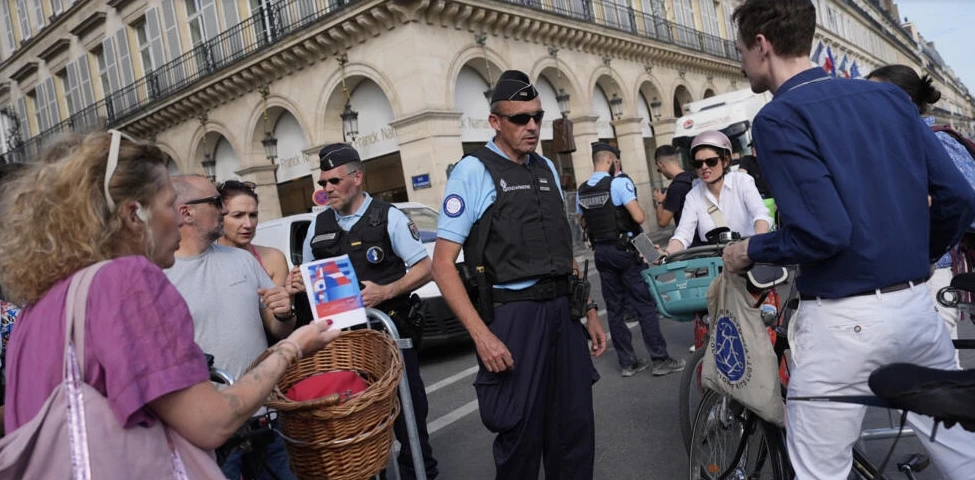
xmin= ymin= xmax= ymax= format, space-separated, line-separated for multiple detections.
xmin=688 ymin=390 xmax=788 ymax=480
xmin=680 ymin=347 xmax=707 ymax=454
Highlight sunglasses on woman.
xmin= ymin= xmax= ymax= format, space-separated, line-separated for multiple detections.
xmin=692 ymin=157 xmax=721 ymax=169
xmin=495 ymin=110 xmax=545 ymax=126
xmin=218 ymin=180 xmax=256 ymax=192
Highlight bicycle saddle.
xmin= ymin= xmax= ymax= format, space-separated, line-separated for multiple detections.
xmin=869 ymin=363 xmax=975 ymax=433
xmin=950 ymin=272 xmax=975 ymax=294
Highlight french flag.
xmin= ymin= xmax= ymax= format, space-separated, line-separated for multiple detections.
xmin=811 ymin=42 xmax=824 ymax=66
xmin=823 ymin=46 xmax=836 ymax=77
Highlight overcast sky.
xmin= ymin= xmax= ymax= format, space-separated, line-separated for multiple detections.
xmin=894 ymin=0 xmax=974 ymax=93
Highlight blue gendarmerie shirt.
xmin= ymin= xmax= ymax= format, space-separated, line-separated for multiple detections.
xmin=747 ymin=67 xmax=975 ymax=298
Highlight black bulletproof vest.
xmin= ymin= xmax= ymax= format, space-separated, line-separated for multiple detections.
xmin=309 ymin=199 xmax=407 ymax=289
xmin=463 ymin=146 xmax=573 ymax=284
xmin=577 ymin=175 xmax=640 ymax=242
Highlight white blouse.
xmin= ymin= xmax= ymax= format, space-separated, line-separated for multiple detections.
xmin=670 ymin=171 xmax=773 ymax=248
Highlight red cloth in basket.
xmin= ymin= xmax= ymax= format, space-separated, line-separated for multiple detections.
xmin=285 ymin=370 xmax=369 ymax=403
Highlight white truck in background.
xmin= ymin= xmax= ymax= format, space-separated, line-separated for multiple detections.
xmin=671 ymin=88 xmax=772 ymax=168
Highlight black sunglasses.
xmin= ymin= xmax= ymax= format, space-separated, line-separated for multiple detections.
xmin=317 ymin=171 xmax=357 ymax=187
xmin=692 ymin=157 xmax=721 ymax=169
xmin=495 ymin=110 xmax=545 ymax=126
xmin=183 ymin=195 xmax=223 ymax=208
xmin=218 ymin=180 xmax=256 ymax=192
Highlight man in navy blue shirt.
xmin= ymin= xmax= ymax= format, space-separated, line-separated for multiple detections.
xmin=721 ymin=1 xmax=975 ymax=478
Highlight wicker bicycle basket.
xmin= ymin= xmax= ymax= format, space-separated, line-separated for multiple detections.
xmin=250 ymin=329 xmax=403 ymax=480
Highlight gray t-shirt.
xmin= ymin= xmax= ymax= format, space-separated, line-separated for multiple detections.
xmin=164 ymin=244 xmax=275 ymax=382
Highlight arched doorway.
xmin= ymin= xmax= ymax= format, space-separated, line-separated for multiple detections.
xmin=348 ymin=79 xmax=405 ymax=203
xmin=271 ymin=110 xmax=312 ymax=215
xmin=592 ymin=84 xmax=616 ymax=144
xmin=703 ymin=88 xmax=715 ymax=99
xmin=213 ymin=137 xmax=241 ymax=182
xmin=455 ymin=65 xmax=493 ymax=153
xmin=673 ymin=85 xmax=693 ymax=117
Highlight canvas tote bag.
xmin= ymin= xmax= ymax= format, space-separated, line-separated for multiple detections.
xmin=0 ymin=261 xmax=224 ymax=479
xmin=701 ymin=271 xmax=785 ymax=426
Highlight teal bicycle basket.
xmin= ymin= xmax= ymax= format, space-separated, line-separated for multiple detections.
xmin=642 ymin=255 xmax=723 ymax=322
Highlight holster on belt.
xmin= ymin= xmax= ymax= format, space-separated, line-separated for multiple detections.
xmin=569 ymin=260 xmax=592 ymax=320
xmin=458 ymin=262 xmax=494 ymax=324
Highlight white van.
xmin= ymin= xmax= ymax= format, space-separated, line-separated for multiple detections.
xmin=253 ymin=202 xmax=469 ymax=349
xmin=672 ymin=88 xmax=773 ymax=168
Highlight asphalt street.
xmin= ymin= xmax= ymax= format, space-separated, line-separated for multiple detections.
xmin=411 ymin=247 xmax=975 ymax=480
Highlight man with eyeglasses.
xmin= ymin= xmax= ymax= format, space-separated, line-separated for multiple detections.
xmin=164 ymin=175 xmax=299 ymax=480
xmin=292 ymin=143 xmax=439 ymax=480
xmin=431 ymin=69 xmax=607 ymax=479
xmin=577 ymin=142 xmax=684 ymax=378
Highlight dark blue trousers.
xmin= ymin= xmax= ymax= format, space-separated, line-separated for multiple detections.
xmin=392 ymin=346 xmax=439 ymax=480
xmin=593 ymin=243 xmax=669 ymax=368
xmin=474 ymin=297 xmax=598 ymax=480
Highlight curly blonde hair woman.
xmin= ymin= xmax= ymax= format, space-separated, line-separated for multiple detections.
xmin=0 ymin=131 xmax=339 ymax=463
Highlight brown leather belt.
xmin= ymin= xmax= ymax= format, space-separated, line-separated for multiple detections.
xmin=799 ymin=277 xmax=928 ymax=301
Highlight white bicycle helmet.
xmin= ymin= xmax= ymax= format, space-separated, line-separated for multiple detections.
xmin=690 ymin=130 xmax=733 ymax=157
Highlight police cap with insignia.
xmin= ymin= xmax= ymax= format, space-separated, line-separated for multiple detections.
xmin=490 ymin=70 xmax=539 ymax=103
xmin=591 ymin=142 xmax=620 ymax=158
xmin=319 ymin=143 xmax=360 ymax=171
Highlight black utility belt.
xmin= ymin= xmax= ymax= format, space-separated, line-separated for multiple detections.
xmin=492 ymin=276 xmax=572 ymax=305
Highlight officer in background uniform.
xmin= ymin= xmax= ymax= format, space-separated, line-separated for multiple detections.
xmin=577 ymin=144 xmax=685 ymax=377
xmin=431 ymin=70 xmax=608 ymax=480
xmin=290 ymin=143 xmax=439 ymax=480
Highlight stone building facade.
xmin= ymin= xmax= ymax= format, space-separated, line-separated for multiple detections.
xmin=1 ymin=0 xmax=972 ymax=234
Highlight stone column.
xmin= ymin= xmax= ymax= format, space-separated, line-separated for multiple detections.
xmin=568 ymin=115 xmax=600 ymax=186
xmin=236 ymin=164 xmax=282 ymax=220
xmin=389 ymin=110 xmax=466 ymax=209
xmin=612 ymin=117 xmax=659 ymax=235
xmin=651 ymin=117 xmax=678 ymax=151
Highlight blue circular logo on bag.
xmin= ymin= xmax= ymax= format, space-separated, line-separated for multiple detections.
xmin=714 ymin=315 xmax=747 ymax=382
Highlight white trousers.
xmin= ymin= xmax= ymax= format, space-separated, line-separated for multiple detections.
xmin=928 ymin=267 xmax=961 ymax=367
xmin=786 ymin=285 xmax=975 ymax=480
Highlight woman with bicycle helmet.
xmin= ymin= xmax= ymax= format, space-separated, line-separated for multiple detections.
xmin=662 ymin=130 xmax=772 ymax=254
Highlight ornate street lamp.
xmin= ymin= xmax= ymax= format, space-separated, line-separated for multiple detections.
xmin=556 ymin=88 xmax=571 ymax=117
xmin=259 ymin=86 xmax=278 ymax=163
xmin=650 ymin=97 xmax=663 ymax=121
xmin=609 ymin=93 xmax=623 ymax=120
xmin=199 ymin=113 xmax=215 ymax=183
xmin=341 ymin=100 xmax=359 ymax=142
xmin=338 ymin=54 xmax=360 ymax=142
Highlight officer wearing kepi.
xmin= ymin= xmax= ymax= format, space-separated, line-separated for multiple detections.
xmin=290 ymin=143 xmax=439 ymax=480
xmin=577 ymin=143 xmax=684 ymax=377
xmin=431 ymin=70 xmax=608 ymax=480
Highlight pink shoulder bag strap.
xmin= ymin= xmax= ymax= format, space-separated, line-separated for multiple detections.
xmin=64 ymin=261 xmax=190 ymax=480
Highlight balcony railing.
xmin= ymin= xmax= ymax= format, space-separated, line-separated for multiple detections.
xmin=3 ymin=0 xmax=359 ymax=162
xmin=499 ymin=0 xmax=741 ymax=62
xmin=4 ymin=0 xmax=739 ymax=163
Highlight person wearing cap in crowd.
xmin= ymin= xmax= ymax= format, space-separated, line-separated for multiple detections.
xmin=662 ymin=130 xmax=771 ymax=255
xmin=290 ymin=143 xmax=439 ymax=480
xmin=578 ymin=142 xmax=684 ymax=378
xmin=431 ymin=69 xmax=608 ymax=479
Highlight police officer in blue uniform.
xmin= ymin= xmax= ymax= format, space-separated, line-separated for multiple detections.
xmin=291 ymin=143 xmax=438 ymax=480
xmin=431 ymin=70 xmax=608 ymax=480
xmin=577 ymin=143 xmax=685 ymax=377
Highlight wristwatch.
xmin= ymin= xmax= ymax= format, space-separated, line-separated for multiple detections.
xmin=586 ymin=301 xmax=598 ymax=312
xmin=274 ymin=304 xmax=297 ymax=322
